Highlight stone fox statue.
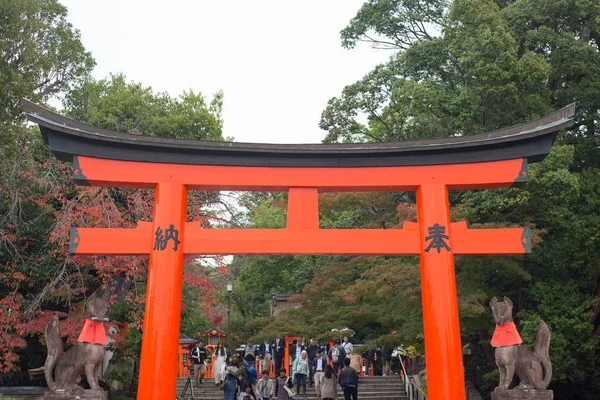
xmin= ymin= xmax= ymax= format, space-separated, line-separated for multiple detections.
xmin=490 ymin=297 xmax=552 ymax=390
xmin=45 ymin=295 xmax=108 ymax=390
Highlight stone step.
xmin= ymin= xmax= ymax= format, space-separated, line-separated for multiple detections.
xmin=176 ymin=376 xmax=409 ymax=400
xmin=177 ymin=389 xmax=407 ymax=395
xmin=176 ymin=388 xmax=408 ymax=398
xmin=177 ymin=388 xmax=407 ymax=396
xmin=176 ymin=396 xmax=408 ymax=400
xmin=177 ymin=383 xmax=406 ymax=390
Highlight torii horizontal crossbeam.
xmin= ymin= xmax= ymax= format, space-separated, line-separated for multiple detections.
xmin=70 ymin=221 xmax=530 ymax=256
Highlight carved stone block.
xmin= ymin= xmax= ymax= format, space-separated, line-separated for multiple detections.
xmin=45 ymin=389 xmax=108 ymax=400
xmin=492 ymin=389 xmax=553 ymax=400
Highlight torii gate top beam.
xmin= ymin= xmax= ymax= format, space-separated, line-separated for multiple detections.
xmin=24 ymin=100 xmax=574 ymax=169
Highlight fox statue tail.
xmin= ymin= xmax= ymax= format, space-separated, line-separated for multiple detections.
xmin=44 ymin=315 xmax=63 ymax=390
xmin=534 ymin=320 xmax=552 ymax=389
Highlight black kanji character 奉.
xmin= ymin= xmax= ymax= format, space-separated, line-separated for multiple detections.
xmin=425 ymin=223 xmax=451 ymax=253
xmin=153 ymin=225 xmax=181 ymax=251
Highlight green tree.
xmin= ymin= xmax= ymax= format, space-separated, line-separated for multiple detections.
xmin=320 ymin=0 xmax=551 ymax=143
xmin=63 ymin=73 xmax=224 ymax=140
xmin=0 ymin=0 xmax=94 ymax=124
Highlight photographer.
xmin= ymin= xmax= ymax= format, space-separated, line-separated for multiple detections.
xmin=238 ymin=382 xmax=257 ymax=400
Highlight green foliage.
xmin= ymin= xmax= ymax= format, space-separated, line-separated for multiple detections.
xmin=63 ymin=73 xmax=224 ymax=140
xmin=518 ymin=282 xmax=600 ymax=383
xmin=320 ymin=0 xmax=552 ymax=143
xmin=0 ymin=0 xmax=95 ymax=125
xmin=340 ymin=0 xmax=448 ymax=50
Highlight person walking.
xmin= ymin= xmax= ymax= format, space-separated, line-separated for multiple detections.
xmin=382 ymin=347 xmax=393 ymax=376
xmin=245 ymin=341 xmax=257 ymax=364
xmin=255 ymin=370 xmax=276 ymax=400
xmin=259 ymin=340 xmax=273 ymax=375
xmin=271 ymin=338 xmax=285 ymax=375
xmin=349 ymin=353 xmax=362 ymax=375
xmin=190 ymin=341 xmax=208 ymax=386
xmin=214 ymin=342 xmax=227 ymax=386
xmin=224 ymin=358 xmax=241 ymax=400
xmin=338 ymin=358 xmax=358 ymax=400
xmin=290 ymin=338 xmax=306 ymax=365
xmin=341 ymin=336 xmax=353 ymax=359
xmin=306 ymin=338 xmax=319 ymax=386
xmin=362 ymin=348 xmax=374 ymax=376
xmin=320 ymin=364 xmax=338 ymax=400
xmin=328 ymin=339 xmax=346 ymax=375
xmin=313 ymin=348 xmax=328 ymax=398
xmin=292 ymin=350 xmax=309 ymax=396
xmin=275 ymin=368 xmax=293 ymax=400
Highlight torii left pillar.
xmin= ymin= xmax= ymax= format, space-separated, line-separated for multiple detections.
xmin=137 ymin=182 xmax=188 ymax=398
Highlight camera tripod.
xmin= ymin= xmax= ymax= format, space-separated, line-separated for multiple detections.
xmin=177 ymin=372 xmax=197 ymax=400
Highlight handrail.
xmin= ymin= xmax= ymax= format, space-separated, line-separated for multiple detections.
xmin=407 ymin=381 xmax=428 ymax=400
xmin=398 ymin=356 xmax=410 ymax=395
xmin=398 ymin=356 xmax=427 ymax=400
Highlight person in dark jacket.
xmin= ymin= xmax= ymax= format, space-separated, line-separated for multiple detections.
xmin=290 ymin=338 xmax=306 ymax=364
xmin=306 ymin=338 xmax=319 ymax=385
xmin=190 ymin=341 xmax=208 ymax=386
xmin=338 ymin=358 xmax=358 ymax=400
xmin=271 ymin=338 xmax=286 ymax=375
xmin=312 ymin=348 xmax=328 ymax=397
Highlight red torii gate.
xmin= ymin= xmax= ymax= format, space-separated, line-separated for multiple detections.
xmin=24 ymin=101 xmax=574 ymax=400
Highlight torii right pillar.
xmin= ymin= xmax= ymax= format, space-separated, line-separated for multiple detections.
xmin=417 ymin=183 xmax=464 ymax=398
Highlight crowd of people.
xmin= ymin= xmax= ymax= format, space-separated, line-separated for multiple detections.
xmin=188 ymin=336 xmax=408 ymax=400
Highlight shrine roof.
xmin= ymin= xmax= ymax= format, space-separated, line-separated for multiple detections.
xmin=24 ymin=100 xmax=574 ymax=167
xmin=202 ymin=326 xmax=226 ymax=336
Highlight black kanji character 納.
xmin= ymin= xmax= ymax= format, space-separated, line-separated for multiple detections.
xmin=153 ymin=224 xmax=181 ymax=252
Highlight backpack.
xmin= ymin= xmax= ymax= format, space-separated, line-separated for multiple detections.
xmin=331 ymin=347 xmax=340 ymax=363
xmin=246 ymin=363 xmax=257 ymax=384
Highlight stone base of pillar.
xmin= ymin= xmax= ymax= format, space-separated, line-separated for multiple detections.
xmin=45 ymin=389 xmax=108 ymax=400
xmin=492 ymin=388 xmax=553 ymax=400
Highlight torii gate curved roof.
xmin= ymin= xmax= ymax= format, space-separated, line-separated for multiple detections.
xmin=23 ymin=100 xmax=574 ymax=167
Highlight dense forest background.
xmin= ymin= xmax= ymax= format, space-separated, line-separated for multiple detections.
xmin=1 ymin=0 xmax=599 ymax=398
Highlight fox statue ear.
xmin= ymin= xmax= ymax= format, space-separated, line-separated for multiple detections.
xmin=489 ymin=297 xmax=498 ymax=307
xmin=503 ymin=297 xmax=513 ymax=307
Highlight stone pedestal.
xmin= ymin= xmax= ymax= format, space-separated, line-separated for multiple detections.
xmin=45 ymin=389 xmax=108 ymax=400
xmin=492 ymin=389 xmax=553 ymax=400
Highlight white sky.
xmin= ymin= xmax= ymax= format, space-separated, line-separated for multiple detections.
xmin=60 ymin=0 xmax=391 ymax=144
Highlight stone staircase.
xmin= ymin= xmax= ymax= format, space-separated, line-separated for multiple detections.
xmin=176 ymin=376 xmax=408 ymax=400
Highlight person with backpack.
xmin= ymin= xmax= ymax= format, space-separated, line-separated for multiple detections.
xmin=292 ymin=350 xmax=309 ymax=396
xmin=247 ymin=362 xmax=258 ymax=385
xmin=338 ymin=358 xmax=359 ymax=400
xmin=224 ymin=358 xmax=241 ymax=400
xmin=328 ymin=339 xmax=346 ymax=374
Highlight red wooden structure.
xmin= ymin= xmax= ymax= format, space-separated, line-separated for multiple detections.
xmin=25 ymin=100 xmax=574 ymax=400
